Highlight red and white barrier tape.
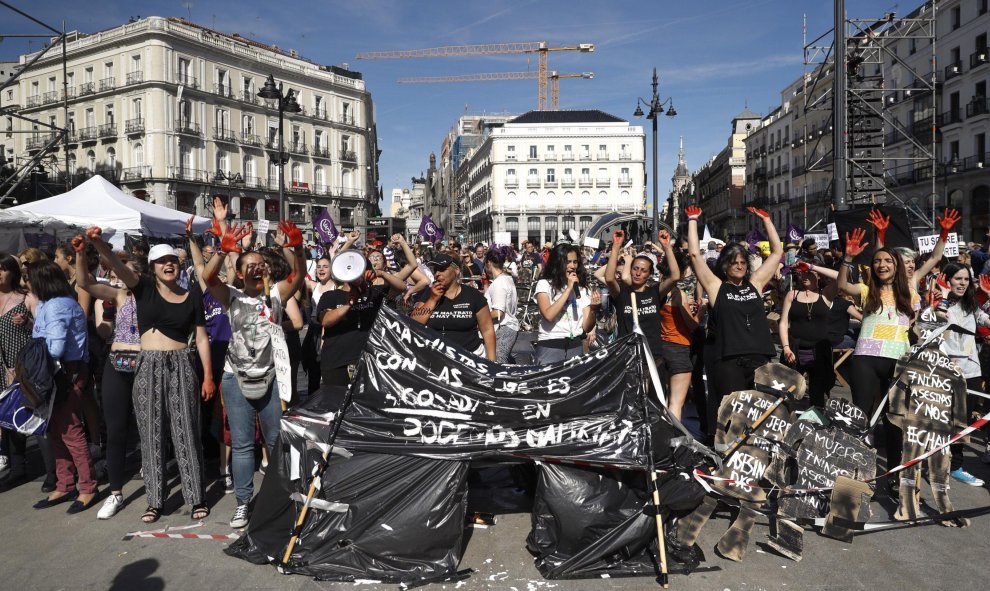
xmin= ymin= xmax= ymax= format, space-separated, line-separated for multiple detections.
xmin=122 ymin=521 xmax=240 ymax=541
xmin=692 ymin=409 xmax=990 ymax=495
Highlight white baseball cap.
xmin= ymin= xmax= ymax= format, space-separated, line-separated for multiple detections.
xmin=148 ymin=244 xmax=179 ymax=262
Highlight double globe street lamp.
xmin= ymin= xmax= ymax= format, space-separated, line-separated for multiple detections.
xmin=258 ymin=74 xmax=301 ymax=220
xmin=634 ymin=67 xmax=677 ymax=235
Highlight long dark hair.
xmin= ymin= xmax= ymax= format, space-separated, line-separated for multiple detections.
xmin=25 ymin=260 xmax=74 ymax=301
xmin=714 ymin=243 xmax=751 ymax=282
xmin=864 ymin=247 xmax=914 ymax=318
xmin=941 ymin=261 xmax=977 ymax=314
xmin=0 ymin=252 xmax=22 ymax=289
xmin=540 ymin=243 xmax=586 ymax=297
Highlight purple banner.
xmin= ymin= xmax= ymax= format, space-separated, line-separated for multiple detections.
xmin=418 ymin=215 xmax=445 ymax=242
xmin=313 ymin=209 xmax=338 ymax=244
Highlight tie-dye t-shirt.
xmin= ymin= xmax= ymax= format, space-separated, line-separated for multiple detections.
xmin=853 ymin=285 xmax=920 ymax=359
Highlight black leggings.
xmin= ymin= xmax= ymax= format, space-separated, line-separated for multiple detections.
xmin=704 ymin=353 xmax=770 ymax=435
xmin=102 ymin=357 xmax=136 ymax=492
xmin=951 ymin=377 xmax=984 ymax=471
xmin=849 ymin=355 xmax=902 ymax=469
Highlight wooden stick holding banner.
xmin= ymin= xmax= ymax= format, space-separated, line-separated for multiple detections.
xmin=279 ymin=363 xmax=357 ymax=567
xmin=632 ymin=292 xmax=669 ymax=588
xmin=720 ymin=384 xmax=796 ymax=463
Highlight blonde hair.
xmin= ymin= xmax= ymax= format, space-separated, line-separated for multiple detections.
xmin=17 ymin=247 xmax=48 ymax=264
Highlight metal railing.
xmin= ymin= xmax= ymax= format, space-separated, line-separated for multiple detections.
xmin=241 ymin=90 xmax=258 ymax=104
xmin=78 ymin=82 xmax=95 ymax=96
xmin=125 ymin=118 xmax=144 ymax=134
xmin=126 ymin=71 xmax=143 ymax=85
xmin=595 ymin=177 xmax=611 ymax=187
xmin=944 ymin=61 xmax=963 ymax=80
xmin=213 ymin=128 xmax=236 ymax=142
xmin=338 ymin=114 xmax=355 ymax=126
xmin=339 ymin=150 xmax=357 ymax=162
xmin=168 ymin=167 xmax=207 ymax=182
xmin=504 ymin=180 xmax=519 ymax=188
xmin=966 ymin=98 xmax=989 ymax=118
xmin=175 ymin=74 xmax=198 ymax=88
xmin=99 ymin=77 xmax=115 ymax=92
xmin=240 ymin=132 xmax=262 ymax=146
xmin=214 ymin=84 xmax=233 ymax=98
xmin=78 ymin=126 xmax=97 ymax=141
xmin=41 ymin=91 xmax=58 ymax=105
xmin=312 ymin=145 xmax=330 ymax=158
xmin=970 ymin=50 xmax=989 ymax=69
xmin=288 ymin=142 xmax=308 ymax=155
xmin=97 ymin=123 xmax=116 ymax=138
xmin=174 ymin=119 xmax=202 ymax=135
xmin=121 ymin=166 xmax=151 ymax=181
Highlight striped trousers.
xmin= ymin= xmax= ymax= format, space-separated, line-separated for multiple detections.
xmin=133 ymin=349 xmax=205 ymax=508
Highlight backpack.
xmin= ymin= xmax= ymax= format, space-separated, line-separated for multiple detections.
xmin=14 ymin=338 xmax=59 ymax=410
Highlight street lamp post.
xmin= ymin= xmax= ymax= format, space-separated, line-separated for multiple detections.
xmin=634 ymin=67 xmax=676 ymax=236
xmin=258 ymin=74 xmax=301 ymax=221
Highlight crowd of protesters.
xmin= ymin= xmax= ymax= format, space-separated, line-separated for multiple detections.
xmin=2 ymin=199 xmax=989 ymax=529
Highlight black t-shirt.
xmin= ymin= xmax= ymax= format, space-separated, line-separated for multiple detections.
xmin=426 ymin=285 xmax=488 ymax=352
xmin=316 ymin=284 xmax=388 ymax=368
xmin=827 ymin=298 xmax=855 ymax=346
xmin=131 ymin=276 xmax=205 ymax=343
xmin=615 ymin=284 xmax=664 ymax=355
xmin=709 ymin=281 xmax=774 ymax=359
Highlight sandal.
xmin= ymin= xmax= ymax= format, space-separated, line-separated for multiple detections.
xmin=141 ymin=506 xmax=162 ymax=524
xmin=191 ymin=503 xmax=210 ymax=520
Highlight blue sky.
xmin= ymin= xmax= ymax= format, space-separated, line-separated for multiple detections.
xmin=4 ymin=0 xmax=903 ymax=206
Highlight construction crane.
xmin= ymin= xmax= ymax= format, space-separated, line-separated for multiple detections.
xmin=356 ymin=41 xmax=595 ymax=110
xmin=397 ymin=71 xmax=594 ymax=110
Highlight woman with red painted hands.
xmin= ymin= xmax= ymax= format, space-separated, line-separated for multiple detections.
xmin=604 ymin=229 xmax=683 ymax=412
xmin=927 ymin=267 xmax=990 ymax=487
xmin=686 ymin=205 xmax=782 ymax=435
xmin=866 ymin=207 xmax=961 ymax=294
xmin=838 ymin=227 xmax=920 ymax=480
xmin=84 ymin=226 xmax=215 ymax=524
xmin=201 ymin=220 xmax=305 ymax=528
xmin=410 ymin=253 xmax=497 ymax=361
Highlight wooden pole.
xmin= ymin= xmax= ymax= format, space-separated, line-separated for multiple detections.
xmin=632 ymin=292 xmax=669 ymax=587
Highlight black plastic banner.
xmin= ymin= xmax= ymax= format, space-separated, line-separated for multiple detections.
xmin=335 ymin=306 xmax=650 ymax=468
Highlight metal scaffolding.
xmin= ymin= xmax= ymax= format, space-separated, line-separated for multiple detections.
xmin=0 ymin=0 xmax=71 ymax=205
xmin=802 ymin=0 xmax=938 ymax=229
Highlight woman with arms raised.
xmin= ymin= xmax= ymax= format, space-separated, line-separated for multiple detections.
xmin=85 ymin=227 xmax=214 ymax=523
xmin=686 ymin=205 xmax=782 ymax=434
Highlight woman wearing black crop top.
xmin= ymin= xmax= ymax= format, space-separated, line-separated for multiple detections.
xmin=778 ymin=263 xmax=833 ymax=408
xmin=686 ymin=205 xmax=782 ymax=435
xmin=85 ymin=227 xmax=214 ymax=524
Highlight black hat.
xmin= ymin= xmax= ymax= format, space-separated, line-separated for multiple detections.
xmin=426 ymin=253 xmax=456 ymax=270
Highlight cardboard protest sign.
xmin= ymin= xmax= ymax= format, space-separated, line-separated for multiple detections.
xmin=676 ymin=363 xmax=804 ymax=562
xmin=334 ymin=306 xmax=650 ymax=468
xmin=804 ymin=233 xmax=830 ymax=249
xmin=885 ymin=331 xmax=970 ymax=526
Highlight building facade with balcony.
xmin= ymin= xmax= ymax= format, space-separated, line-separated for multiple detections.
xmin=8 ymin=16 xmax=378 ymax=234
xmin=882 ymin=0 xmax=990 ymax=241
xmin=460 ymin=109 xmax=645 ymax=246
xmin=695 ymin=109 xmax=761 ymax=241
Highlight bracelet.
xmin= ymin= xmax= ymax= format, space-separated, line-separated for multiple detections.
xmin=782 ymin=345 xmax=791 ymax=349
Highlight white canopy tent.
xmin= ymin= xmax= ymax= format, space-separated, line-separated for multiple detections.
xmin=0 ymin=210 xmax=88 ymax=253
xmin=9 ymin=176 xmax=211 ymax=247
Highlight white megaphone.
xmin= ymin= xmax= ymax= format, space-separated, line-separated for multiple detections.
xmin=330 ymin=250 xmax=369 ymax=283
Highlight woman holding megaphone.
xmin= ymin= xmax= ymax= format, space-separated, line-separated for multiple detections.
xmin=316 ymin=239 xmax=417 ymax=388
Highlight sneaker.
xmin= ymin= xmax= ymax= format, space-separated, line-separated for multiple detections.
xmin=950 ymin=467 xmax=985 ymax=487
xmin=230 ymin=503 xmax=250 ymax=529
xmin=223 ymin=474 xmax=234 ymax=495
xmin=97 ymin=494 xmax=124 ymax=520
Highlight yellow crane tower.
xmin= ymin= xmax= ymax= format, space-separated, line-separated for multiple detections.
xmin=356 ymin=41 xmax=595 ymax=110
xmin=397 ymin=71 xmax=594 ymax=110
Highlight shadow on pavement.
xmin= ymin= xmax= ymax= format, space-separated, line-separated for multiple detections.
xmin=109 ymin=558 xmax=164 ymax=591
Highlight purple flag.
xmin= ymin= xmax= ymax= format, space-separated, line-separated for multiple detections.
xmin=745 ymin=228 xmax=766 ymax=253
xmin=418 ymin=215 xmax=445 ymax=242
xmin=786 ymin=223 xmax=805 ymax=243
xmin=313 ymin=209 xmax=338 ymax=244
